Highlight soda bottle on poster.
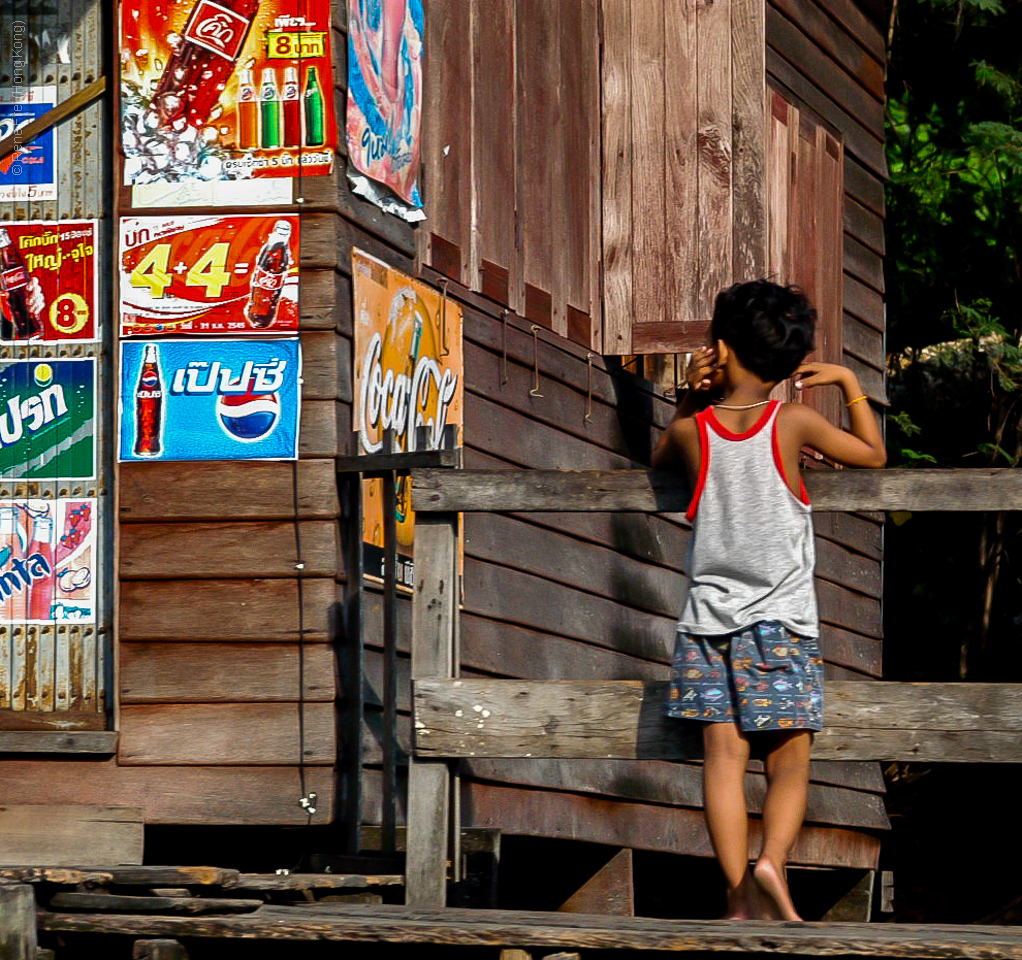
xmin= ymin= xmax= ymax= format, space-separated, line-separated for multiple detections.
xmin=303 ymin=66 xmax=325 ymax=147
xmin=236 ymin=68 xmax=258 ymax=149
xmin=246 ymin=220 xmax=293 ymax=328
xmin=151 ymin=0 xmax=261 ymax=128
xmin=134 ymin=344 xmax=165 ymax=458
xmin=0 ymin=505 xmax=28 ymax=622
xmin=260 ymin=68 xmax=282 ymax=149
xmin=282 ymin=66 xmax=301 ymax=148
xmin=0 ymin=228 xmax=43 ymax=341
xmin=24 ymin=503 xmax=54 ymax=622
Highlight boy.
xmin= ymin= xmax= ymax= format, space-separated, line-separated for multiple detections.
xmin=652 ymin=280 xmax=885 ymax=922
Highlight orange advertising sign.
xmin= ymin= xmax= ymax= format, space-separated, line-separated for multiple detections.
xmin=352 ymin=249 xmax=463 ymax=588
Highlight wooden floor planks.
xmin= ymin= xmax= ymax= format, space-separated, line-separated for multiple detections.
xmin=37 ymin=903 xmax=1022 ymax=958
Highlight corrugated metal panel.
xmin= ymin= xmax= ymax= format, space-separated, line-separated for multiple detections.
xmin=0 ymin=0 xmax=108 ymax=729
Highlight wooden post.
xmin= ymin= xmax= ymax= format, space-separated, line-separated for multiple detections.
xmin=406 ymin=511 xmax=459 ymax=907
xmin=339 ymin=472 xmax=365 ymax=856
xmin=0 ymin=884 xmax=37 ymax=960
xmin=381 ymin=430 xmax=399 ymax=855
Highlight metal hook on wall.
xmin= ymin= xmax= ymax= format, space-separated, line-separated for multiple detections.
xmin=585 ymin=352 xmax=594 ymax=423
xmin=438 ymin=278 xmax=450 ymax=358
xmin=529 ymin=325 xmax=544 ymax=398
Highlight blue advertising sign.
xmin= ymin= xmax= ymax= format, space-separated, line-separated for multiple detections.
xmin=119 ymin=339 xmax=301 ymax=462
xmin=0 ymin=86 xmax=57 ymax=202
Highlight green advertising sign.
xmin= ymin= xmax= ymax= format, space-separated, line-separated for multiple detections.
xmin=0 ymin=359 xmax=96 ymax=480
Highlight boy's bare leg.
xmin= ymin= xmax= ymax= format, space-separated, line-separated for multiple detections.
xmin=754 ymin=730 xmax=812 ymax=922
xmin=702 ymin=721 xmax=757 ymax=919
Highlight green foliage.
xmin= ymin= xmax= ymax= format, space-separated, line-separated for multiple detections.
xmin=885 ymin=0 xmax=1022 ymax=684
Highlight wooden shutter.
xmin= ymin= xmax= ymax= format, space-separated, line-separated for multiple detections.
xmin=767 ymin=88 xmax=844 ymax=424
xmin=420 ymin=1 xmax=602 ymax=348
xmin=601 ymin=0 xmax=767 ymax=356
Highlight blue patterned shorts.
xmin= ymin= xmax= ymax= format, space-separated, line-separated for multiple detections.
xmin=665 ymin=620 xmax=823 ymax=732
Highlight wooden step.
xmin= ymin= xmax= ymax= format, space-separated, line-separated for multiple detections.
xmin=36 ymin=903 xmax=1022 ymax=957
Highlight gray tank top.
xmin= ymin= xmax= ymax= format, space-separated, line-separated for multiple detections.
xmin=676 ymin=400 xmax=819 ymax=638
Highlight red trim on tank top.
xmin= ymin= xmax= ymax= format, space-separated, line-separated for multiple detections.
xmin=771 ymin=404 xmax=811 ymax=505
xmin=686 ymin=410 xmax=711 ymax=521
xmin=705 ymin=399 xmax=779 ymax=441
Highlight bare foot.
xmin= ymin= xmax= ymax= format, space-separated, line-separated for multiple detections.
xmin=720 ymin=872 xmax=756 ymax=920
xmin=753 ymin=857 xmax=803 ymax=922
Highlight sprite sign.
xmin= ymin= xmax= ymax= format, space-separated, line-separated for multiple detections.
xmin=0 ymin=359 xmax=96 ymax=480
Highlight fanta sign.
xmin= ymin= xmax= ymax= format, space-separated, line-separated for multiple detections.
xmin=185 ymin=1 xmax=251 ymax=61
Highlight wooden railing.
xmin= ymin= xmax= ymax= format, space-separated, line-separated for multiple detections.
xmin=405 ymin=468 xmax=1022 ymax=907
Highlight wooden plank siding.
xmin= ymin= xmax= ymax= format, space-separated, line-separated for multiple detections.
xmin=602 ymin=0 xmax=767 ymax=354
xmin=0 ymin=0 xmax=890 ymax=874
xmin=766 ymin=0 xmax=888 ymax=405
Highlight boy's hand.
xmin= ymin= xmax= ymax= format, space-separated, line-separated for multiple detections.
xmin=685 ymin=346 xmax=718 ymax=392
xmin=792 ymin=361 xmax=852 ymax=392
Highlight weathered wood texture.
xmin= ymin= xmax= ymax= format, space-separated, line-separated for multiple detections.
xmin=0 ymin=806 xmax=142 ymax=866
xmin=407 ymin=515 xmax=460 ymax=908
xmin=0 ymin=884 xmax=36 ymax=960
xmin=603 ymin=0 xmax=766 ymax=352
xmin=421 ymin=0 xmax=600 ymax=342
xmin=464 ymin=781 xmax=879 ymax=870
xmin=767 ymin=0 xmax=887 ymax=403
xmin=120 ymin=461 xmax=340 ymax=521
xmin=557 ymin=848 xmax=633 ymax=916
xmin=414 ymin=468 xmax=1021 ymax=514
xmin=119 ymin=644 xmax=335 ymax=703
xmin=416 ymin=680 xmax=1022 ymax=763
xmin=0 ymin=761 xmax=334 ymax=824
xmin=54 ymin=902 xmax=1022 ymax=957
xmin=118 ymin=703 xmax=335 ymax=765
xmin=49 ymin=893 xmax=261 ymax=915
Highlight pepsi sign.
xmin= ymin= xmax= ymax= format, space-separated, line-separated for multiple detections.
xmin=118 ymin=338 xmax=300 ymax=461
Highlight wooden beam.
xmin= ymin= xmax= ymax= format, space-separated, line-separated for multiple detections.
xmin=0 ymin=77 xmax=106 ymax=162
xmin=0 ymin=884 xmax=37 ymax=960
xmin=38 ymin=902 xmax=1022 ymax=957
xmin=411 ymin=467 xmax=1022 ymax=514
xmin=0 ymin=806 xmax=142 ymax=866
xmin=406 ymin=513 xmax=460 ymax=908
xmin=414 ymin=679 xmax=1022 ymax=762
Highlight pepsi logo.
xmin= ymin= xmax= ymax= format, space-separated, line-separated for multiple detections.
xmin=215 ymin=387 xmax=280 ymax=443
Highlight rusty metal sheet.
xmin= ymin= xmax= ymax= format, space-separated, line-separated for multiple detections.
xmin=0 ymin=0 xmax=107 ymax=727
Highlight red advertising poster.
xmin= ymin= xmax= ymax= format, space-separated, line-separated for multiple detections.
xmin=0 ymin=220 xmax=98 ymax=344
xmin=120 ymin=214 xmax=299 ymax=336
xmin=119 ymin=0 xmax=337 ymax=185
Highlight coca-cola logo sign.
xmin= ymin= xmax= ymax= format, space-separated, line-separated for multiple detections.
xmin=183 ymin=1 xmax=251 ymax=62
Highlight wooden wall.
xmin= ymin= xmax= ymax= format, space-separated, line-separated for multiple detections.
xmin=0 ymin=0 xmax=890 ymax=870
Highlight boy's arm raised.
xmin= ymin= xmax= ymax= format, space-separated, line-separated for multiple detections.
xmin=790 ymin=361 xmax=887 ymax=469
xmin=651 ymin=347 xmax=715 ymax=471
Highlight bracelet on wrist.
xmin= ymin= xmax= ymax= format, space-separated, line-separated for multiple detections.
xmin=845 ymin=394 xmax=869 ymax=408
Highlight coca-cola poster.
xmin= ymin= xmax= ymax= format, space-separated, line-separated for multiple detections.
xmin=0 ymin=86 xmax=58 ymax=202
xmin=118 ymin=338 xmax=301 ymax=462
xmin=0 ymin=359 xmax=96 ymax=482
xmin=346 ymin=0 xmax=424 ymax=217
xmin=352 ymin=249 xmax=463 ymax=588
xmin=119 ymin=0 xmax=337 ymax=186
xmin=0 ymin=498 xmax=97 ymax=625
xmin=0 ymin=221 xmax=99 ymax=344
xmin=119 ymin=215 xmax=299 ymax=337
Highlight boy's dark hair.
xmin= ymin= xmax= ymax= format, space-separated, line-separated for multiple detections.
xmin=710 ymin=280 xmax=816 ymax=382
